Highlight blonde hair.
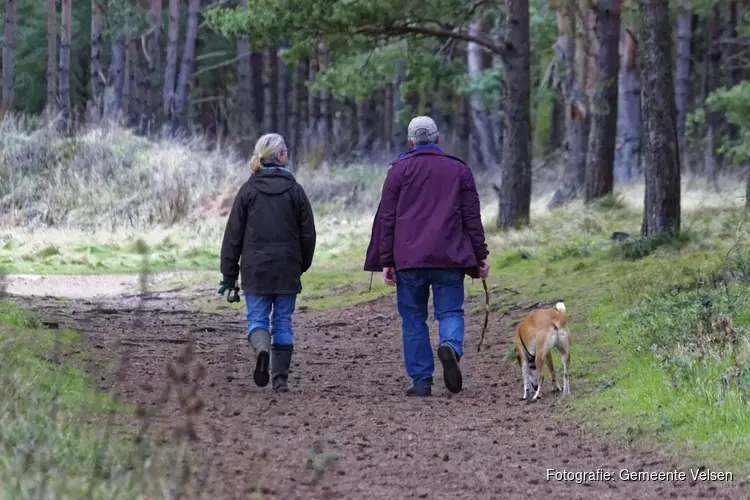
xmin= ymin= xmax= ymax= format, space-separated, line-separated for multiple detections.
xmin=249 ymin=133 xmax=288 ymax=173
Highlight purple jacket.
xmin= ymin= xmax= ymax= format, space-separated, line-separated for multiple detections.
xmin=363 ymin=147 xmax=489 ymax=279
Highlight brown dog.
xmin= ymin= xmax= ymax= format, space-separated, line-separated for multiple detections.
xmin=513 ymin=302 xmax=571 ymax=402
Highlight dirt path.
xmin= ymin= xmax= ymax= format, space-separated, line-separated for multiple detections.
xmin=5 ymin=275 xmax=748 ymax=499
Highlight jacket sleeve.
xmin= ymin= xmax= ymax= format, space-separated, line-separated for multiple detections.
xmin=459 ymin=166 xmax=489 ymax=262
xmin=220 ymin=184 xmax=251 ymax=280
xmin=378 ymin=166 xmax=402 ymax=268
xmin=297 ymin=185 xmax=317 ymax=273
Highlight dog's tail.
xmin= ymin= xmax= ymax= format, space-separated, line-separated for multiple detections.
xmin=555 ymin=301 xmax=568 ymax=328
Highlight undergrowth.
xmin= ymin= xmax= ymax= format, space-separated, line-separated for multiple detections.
xmin=5 ymin=114 xmax=750 ymax=478
xmin=0 ymin=301 xmax=162 ymax=498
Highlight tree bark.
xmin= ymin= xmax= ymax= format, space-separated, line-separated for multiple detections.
xmin=307 ymin=52 xmax=319 ymax=152
xmin=356 ymin=99 xmax=375 ymax=155
xmin=90 ymin=0 xmax=105 ymax=119
xmin=163 ymin=0 xmax=180 ymax=118
xmin=673 ymin=3 xmax=692 ymax=153
xmin=46 ymin=0 xmax=57 ymax=114
xmin=584 ymin=0 xmax=620 ymax=202
xmin=59 ymin=0 xmax=72 ymax=133
xmin=277 ymin=41 xmax=289 ymax=140
xmin=2 ymin=0 xmax=17 ymax=111
xmin=236 ymin=9 xmax=254 ymax=154
xmin=392 ymin=58 xmax=407 ymax=151
xmin=703 ymin=8 xmax=721 ymax=186
xmin=103 ymin=36 xmax=127 ymax=121
xmin=318 ymin=45 xmax=332 ymax=162
xmin=497 ymin=0 xmax=531 ymax=229
xmin=638 ymin=0 xmax=681 ymax=237
xmin=467 ymin=21 xmax=500 ymax=172
xmin=293 ymin=58 xmax=308 ymax=159
xmin=614 ymin=23 xmax=640 ymax=182
xmin=263 ymin=48 xmax=278 ymax=133
xmin=145 ymin=0 xmax=163 ymax=131
xmin=548 ymin=0 xmax=589 ymax=209
xmin=170 ymin=0 xmax=200 ymax=134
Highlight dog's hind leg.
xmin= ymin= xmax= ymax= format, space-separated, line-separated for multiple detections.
xmin=545 ymin=352 xmax=561 ymax=392
xmin=532 ymin=351 xmax=544 ymax=402
xmin=558 ymin=340 xmax=571 ymax=396
xmin=521 ymin=358 xmax=530 ymax=400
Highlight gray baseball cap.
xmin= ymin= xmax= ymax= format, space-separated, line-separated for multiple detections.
xmin=407 ymin=116 xmax=438 ymax=144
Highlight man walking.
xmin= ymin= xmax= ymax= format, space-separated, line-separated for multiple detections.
xmin=364 ymin=116 xmax=490 ymax=397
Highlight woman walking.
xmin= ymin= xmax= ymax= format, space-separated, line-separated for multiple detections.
xmin=218 ymin=133 xmax=316 ymax=392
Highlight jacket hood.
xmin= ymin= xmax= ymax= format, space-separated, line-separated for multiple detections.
xmin=250 ymin=168 xmax=296 ymax=195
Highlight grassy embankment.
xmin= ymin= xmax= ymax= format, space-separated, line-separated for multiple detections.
xmin=0 ymin=300 xmax=195 ymax=498
xmin=3 ymin=117 xmax=750 ymax=482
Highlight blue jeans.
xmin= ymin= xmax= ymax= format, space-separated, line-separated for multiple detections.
xmin=245 ymin=293 xmax=297 ymax=345
xmin=395 ymin=268 xmax=465 ymax=387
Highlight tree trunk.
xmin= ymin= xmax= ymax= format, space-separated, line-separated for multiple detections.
xmin=128 ymin=39 xmax=144 ymax=128
xmin=163 ymin=0 xmax=180 ymax=118
xmin=307 ymin=52 xmax=319 ymax=152
xmin=467 ymin=21 xmax=500 ymax=172
xmin=584 ymin=0 xmax=620 ymax=202
xmin=46 ymin=0 xmax=57 ymax=114
xmin=277 ymin=41 xmax=289 ymax=140
xmin=673 ymin=3 xmax=692 ymax=153
xmin=703 ymin=9 xmax=721 ymax=188
xmin=122 ymin=41 xmax=132 ymax=119
xmin=236 ymin=14 xmax=254 ymax=154
xmin=614 ymin=23 xmax=640 ymax=183
xmin=90 ymin=0 xmax=104 ymax=119
xmin=59 ymin=0 xmax=72 ymax=133
xmin=549 ymin=88 xmax=564 ymax=153
xmin=638 ymin=0 xmax=681 ymax=237
xmin=356 ymin=99 xmax=375 ymax=155
xmin=289 ymin=60 xmax=300 ymax=160
xmin=490 ymin=50 xmax=504 ymax=165
xmin=2 ymin=0 xmax=17 ymax=111
xmin=318 ymin=45 xmax=332 ymax=162
xmin=170 ymin=0 xmax=200 ymax=134
xmin=497 ymin=0 xmax=531 ymax=229
xmin=264 ymin=48 xmax=278 ymax=133
xmin=103 ymin=36 xmax=127 ymax=121
xmin=392 ymin=58 xmax=407 ymax=151
xmin=251 ymin=52 xmax=264 ymax=136
xmin=383 ymin=86 xmax=393 ymax=150
xmin=548 ymin=0 xmax=589 ymax=209
xmin=293 ymin=58 xmax=308 ymax=159
xmin=145 ymin=0 xmax=163 ymax=131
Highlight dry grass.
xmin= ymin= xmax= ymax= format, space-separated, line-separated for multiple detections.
xmin=4 ymin=114 xmax=750 ymax=490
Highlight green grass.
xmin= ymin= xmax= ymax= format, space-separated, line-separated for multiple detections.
xmin=5 ymin=176 xmax=750 ymax=477
xmin=482 ymin=210 xmax=750 ymax=475
xmin=0 ymin=301 xmax=181 ymax=498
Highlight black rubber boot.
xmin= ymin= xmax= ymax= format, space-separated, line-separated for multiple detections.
xmin=406 ymin=377 xmax=433 ymax=397
xmin=437 ymin=342 xmax=463 ymax=394
xmin=271 ymin=344 xmax=293 ymax=392
xmin=248 ymin=328 xmax=271 ymax=387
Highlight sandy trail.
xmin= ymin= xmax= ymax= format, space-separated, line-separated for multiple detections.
xmin=4 ymin=274 xmax=748 ymax=499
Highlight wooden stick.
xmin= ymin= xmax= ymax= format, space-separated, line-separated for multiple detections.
xmin=477 ymin=278 xmax=490 ymax=352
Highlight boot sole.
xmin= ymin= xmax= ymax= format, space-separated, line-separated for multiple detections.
xmin=253 ymin=351 xmax=270 ymax=387
xmin=438 ymin=345 xmax=463 ymax=394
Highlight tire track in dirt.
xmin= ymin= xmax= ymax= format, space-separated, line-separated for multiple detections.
xmin=7 ymin=284 xmax=749 ymax=500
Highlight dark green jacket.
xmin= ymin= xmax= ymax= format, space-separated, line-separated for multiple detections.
xmin=220 ymin=166 xmax=316 ymax=295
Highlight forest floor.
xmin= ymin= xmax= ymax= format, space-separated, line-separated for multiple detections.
xmin=5 ymin=273 xmax=748 ymax=499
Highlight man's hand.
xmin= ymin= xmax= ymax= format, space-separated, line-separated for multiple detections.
xmin=218 ymin=276 xmax=236 ymax=295
xmin=478 ymin=259 xmax=490 ymax=279
xmin=382 ymin=267 xmax=397 ymax=286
